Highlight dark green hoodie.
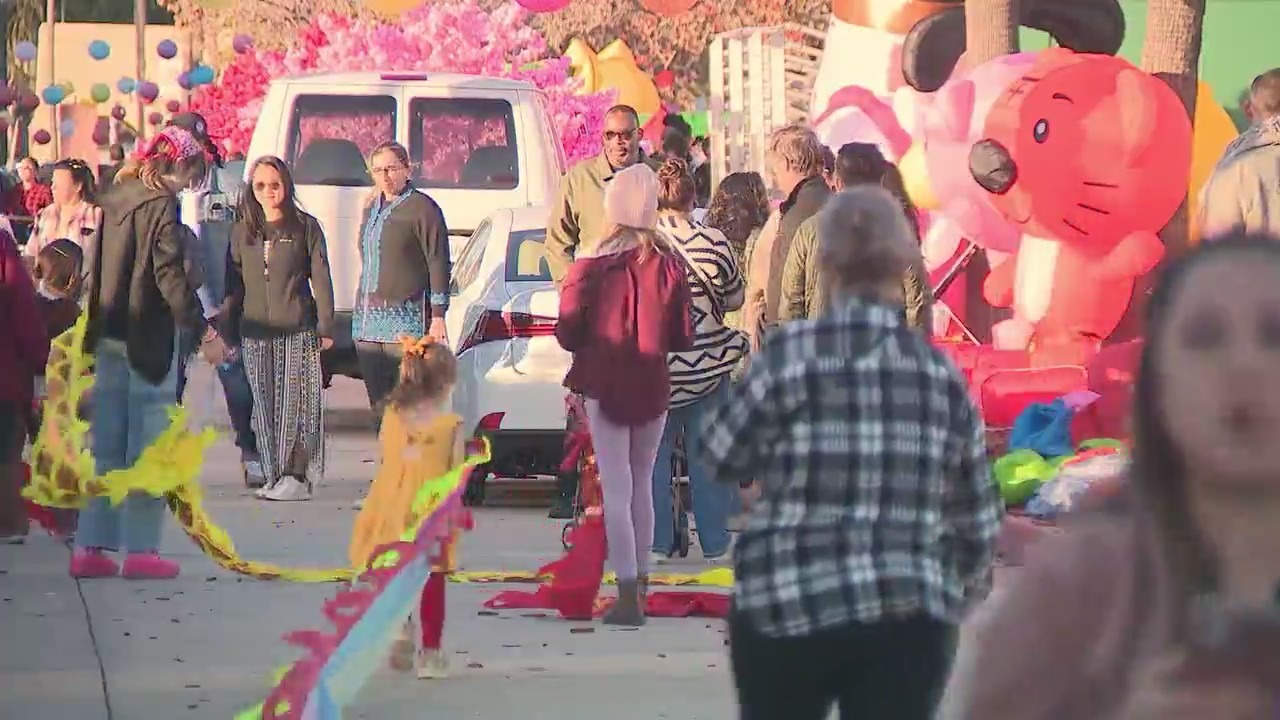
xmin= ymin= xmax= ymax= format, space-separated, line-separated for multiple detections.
xmin=85 ymin=177 xmax=203 ymax=385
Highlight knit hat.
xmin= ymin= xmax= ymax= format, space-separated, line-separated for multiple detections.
xmin=604 ymin=164 xmax=659 ymax=230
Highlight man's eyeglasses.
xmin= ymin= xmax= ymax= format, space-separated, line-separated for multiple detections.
xmin=371 ymin=165 xmax=407 ymax=176
xmin=603 ymin=129 xmax=637 ymax=142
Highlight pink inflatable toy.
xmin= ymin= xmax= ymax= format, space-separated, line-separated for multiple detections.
xmin=811 ymin=85 xmax=913 ymax=163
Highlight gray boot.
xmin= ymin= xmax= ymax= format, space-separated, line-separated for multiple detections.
xmin=603 ymin=579 xmax=645 ymax=627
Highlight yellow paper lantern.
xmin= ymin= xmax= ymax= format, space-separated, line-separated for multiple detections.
xmin=1187 ymin=80 xmax=1240 ymax=246
xmin=364 ymin=0 xmax=424 ymax=16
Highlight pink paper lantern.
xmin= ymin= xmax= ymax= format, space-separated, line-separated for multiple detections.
xmin=111 ymin=104 xmax=127 ymax=121
xmin=166 ymin=99 xmax=181 ymax=113
xmin=33 ymin=129 xmax=51 ymax=145
xmin=640 ymin=0 xmax=696 ymax=15
xmin=515 ymin=0 xmax=571 ymax=11
xmin=148 ymin=112 xmax=164 ymax=126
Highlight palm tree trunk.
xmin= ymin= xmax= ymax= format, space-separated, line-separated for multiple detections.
xmin=1140 ymin=0 xmax=1206 ymax=259
xmin=966 ymin=0 xmax=1020 ymax=65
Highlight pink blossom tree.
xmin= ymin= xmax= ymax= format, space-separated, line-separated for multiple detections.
xmin=190 ymin=1 xmax=614 ymax=163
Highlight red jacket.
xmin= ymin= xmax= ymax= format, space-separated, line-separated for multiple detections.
xmin=0 ymin=229 xmax=50 ymax=406
xmin=557 ymin=246 xmax=693 ymax=426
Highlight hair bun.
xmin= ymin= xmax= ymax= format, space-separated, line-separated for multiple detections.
xmin=658 ymin=157 xmax=689 ymax=181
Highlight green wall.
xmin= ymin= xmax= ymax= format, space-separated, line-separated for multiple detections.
xmin=1020 ymin=0 xmax=1280 ymax=129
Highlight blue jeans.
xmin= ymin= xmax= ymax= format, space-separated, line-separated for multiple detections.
xmin=75 ymin=340 xmax=177 ymax=553
xmin=651 ymin=380 xmax=733 ymax=558
xmin=216 ymin=351 xmax=258 ymax=456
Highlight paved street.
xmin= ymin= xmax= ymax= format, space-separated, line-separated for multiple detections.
xmin=0 ymin=370 xmax=994 ymax=719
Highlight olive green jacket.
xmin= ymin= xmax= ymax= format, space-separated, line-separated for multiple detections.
xmin=544 ymin=153 xmax=662 ymax=284
xmin=778 ymin=215 xmax=934 ymax=333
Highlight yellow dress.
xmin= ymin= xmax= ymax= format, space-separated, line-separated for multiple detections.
xmin=348 ymin=408 xmax=463 ymax=571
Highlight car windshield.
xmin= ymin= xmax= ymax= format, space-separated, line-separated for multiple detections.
xmin=505 ymin=228 xmax=550 ymax=283
xmin=287 ymin=94 xmax=396 ymax=187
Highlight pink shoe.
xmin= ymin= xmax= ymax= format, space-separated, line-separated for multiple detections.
xmin=120 ymin=553 xmax=181 ymax=580
xmin=70 ymin=548 xmax=120 ymax=578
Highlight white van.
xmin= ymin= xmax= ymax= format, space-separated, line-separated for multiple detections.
xmin=244 ymin=71 xmax=567 ymax=378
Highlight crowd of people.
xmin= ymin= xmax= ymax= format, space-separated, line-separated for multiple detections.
xmin=0 ymin=64 xmax=1279 ymax=716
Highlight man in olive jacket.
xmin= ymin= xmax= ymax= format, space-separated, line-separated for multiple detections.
xmin=544 ymin=105 xmax=661 ymax=284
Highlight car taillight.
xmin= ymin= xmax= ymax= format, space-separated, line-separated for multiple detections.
xmin=477 ymin=412 xmax=505 ymax=432
xmin=457 ymin=310 xmax=557 ymax=355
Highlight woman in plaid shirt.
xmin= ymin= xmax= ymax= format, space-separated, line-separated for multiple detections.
xmin=701 ymin=186 xmax=1003 ymax=720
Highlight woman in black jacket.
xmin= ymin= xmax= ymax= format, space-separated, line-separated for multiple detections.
xmin=73 ymin=125 xmax=224 ymax=580
xmin=225 ymin=156 xmax=335 ymax=502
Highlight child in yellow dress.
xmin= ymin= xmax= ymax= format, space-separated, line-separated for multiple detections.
xmin=347 ymin=335 xmax=462 ymax=679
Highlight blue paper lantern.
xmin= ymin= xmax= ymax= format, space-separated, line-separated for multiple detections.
xmin=189 ymin=65 xmax=216 ymax=86
xmin=40 ymin=85 xmax=66 ymax=105
xmin=156 ymin=39 xmax=178 ymax=60
xmin=117 ymin=76 xmax=136 ymax=94
xmin=59 ymin=118 xmax=76 ymax=137
xmin=14 ymin=41 xmax=37 ymax=63
xmin=88 ymin=39 xmax=111 ymax=60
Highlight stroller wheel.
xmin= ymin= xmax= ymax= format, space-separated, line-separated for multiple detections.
xmin=676 ymin=512 xmax=691 ymax=558
xmin=561 ymin=521 xmax=575 ymax=551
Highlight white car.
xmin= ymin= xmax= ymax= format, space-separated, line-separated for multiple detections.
xmin=446 ymin=205 xmax=570 ymax=492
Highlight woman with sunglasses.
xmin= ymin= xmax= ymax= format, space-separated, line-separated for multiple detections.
xmin=224 ymin=156 xmax=335 ymax=502
xmin=24 ymin=158 xmax=102 ymax=259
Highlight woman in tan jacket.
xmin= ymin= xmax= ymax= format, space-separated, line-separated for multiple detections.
xmin=945 ymin=233 xmax=1280 ymax=720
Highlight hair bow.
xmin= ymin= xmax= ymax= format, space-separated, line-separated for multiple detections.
xmin=397 ymin=334 xmax=438 ymax=358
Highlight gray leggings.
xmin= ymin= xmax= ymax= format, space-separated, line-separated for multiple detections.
xmin=584 ymin=400 xmax=666 ymax=582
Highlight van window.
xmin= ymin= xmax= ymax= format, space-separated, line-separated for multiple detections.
xmin=409 ymin=98 xmax=518 ymax=190
xmin=505 ymin=229 xmax=551 ymax=283
xmin=451 ymin=219 xmax=492 ymax=295
xmin=288 ymin=94 xmax=396 ymax=187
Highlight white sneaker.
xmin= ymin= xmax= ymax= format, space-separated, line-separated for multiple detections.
xmin=649 ymin=551 xmax=670 ymax=567
xmin=416 ymin=648 xmax=449 ymax=679
xmin=259 ymin=476 xmax=312 ymax=502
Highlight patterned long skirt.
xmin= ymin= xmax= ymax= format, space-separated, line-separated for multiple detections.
xmin=241 ymin=331 xmax=325 ymax=486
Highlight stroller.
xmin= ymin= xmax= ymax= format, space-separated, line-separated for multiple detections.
xmin=559 ymin=395 xmax=692 ymax=558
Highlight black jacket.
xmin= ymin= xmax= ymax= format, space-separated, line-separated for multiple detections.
xmin=358 ymin=189 xmax=450 ymax=316
xmin=223 ymin=213 xmax=335 ymax=343
xmin=85 ymin=179 xmax=203 ymax=384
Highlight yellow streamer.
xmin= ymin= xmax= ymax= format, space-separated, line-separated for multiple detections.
xmin=24 ymin=314 xmax=353 ymax=582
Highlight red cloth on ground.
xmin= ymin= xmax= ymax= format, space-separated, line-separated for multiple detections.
xmin=419 ymin=571 xmax=446 ymax=649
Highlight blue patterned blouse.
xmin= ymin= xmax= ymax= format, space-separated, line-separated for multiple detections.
xmin=354 ymin=187 xmax=429 ymax=343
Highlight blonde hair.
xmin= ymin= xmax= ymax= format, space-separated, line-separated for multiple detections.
xmin=387 ymin=339 xmax=458 ymax=411
xmin=816 ymin=186 xmax=917 ymax=294
xmin=585 ymin=225 xmax=669 ymax=262
xmin=656 ymin=157 xmax=696 ymax=212
xmin=115 ymin=144 xmax=208 ymax=193
xmin=767 ymin=124 xmax=825 ymax=177
xmin=364 ymin=141 xmax=413 ymax=208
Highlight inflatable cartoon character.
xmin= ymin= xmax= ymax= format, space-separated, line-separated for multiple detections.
xmin=972 ymin=49 xmax=1193 ymax=355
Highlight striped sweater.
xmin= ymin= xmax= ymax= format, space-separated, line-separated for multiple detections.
xmin=658 ymin=213 xmax=748 ymax=408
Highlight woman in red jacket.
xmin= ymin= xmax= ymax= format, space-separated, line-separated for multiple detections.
xmin=0 ymin=227 xmax=51 ymax=543
xmin=555 ymin=163 xmax=693 ymax=627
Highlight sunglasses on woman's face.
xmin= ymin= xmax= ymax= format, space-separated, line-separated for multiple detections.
xmin=253 ymin=181 xmax=282 ymax=191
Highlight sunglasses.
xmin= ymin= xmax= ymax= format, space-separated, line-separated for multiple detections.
xmin=253 ymin=181 xmax=283 ymax=191
xmin=603 ymin=129 xmax=637 ymax=142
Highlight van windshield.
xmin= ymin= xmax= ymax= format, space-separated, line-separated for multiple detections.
xmin=288 ymin=94 xmax=396 ymax=187
xmin=409 ymin=98 xmax=519 ymax=191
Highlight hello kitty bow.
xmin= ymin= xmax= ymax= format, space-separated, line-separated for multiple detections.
xmin=137 ymin=126 xmax=205 ymax=163
xmin=398 ymin=334 xmax=439 ymax=358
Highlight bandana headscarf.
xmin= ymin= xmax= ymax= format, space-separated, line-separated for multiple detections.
xmin=137 ymin=126 xmax=205 ymax=163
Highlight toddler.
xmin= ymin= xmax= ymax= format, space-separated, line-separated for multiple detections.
xmin=348 ymin=335 xmax=464 ymax=679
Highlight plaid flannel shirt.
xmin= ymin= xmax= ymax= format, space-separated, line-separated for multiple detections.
xmin=701 ymin=296 xmax=1002 ymax=638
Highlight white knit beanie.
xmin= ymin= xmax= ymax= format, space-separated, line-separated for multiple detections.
xmin=604 ymin=164 xmax=659 ymax=230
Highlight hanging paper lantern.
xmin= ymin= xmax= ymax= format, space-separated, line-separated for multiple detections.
xmin=364 ymin=0 xmax=426 ymax=17
xmin=90 ymin=83 xmax=112 ymax=104
xmin=117 ymin=76 xmax=136 ymax=94
xmin=33 ymin=129 xmax=51 ymax=145
xmin=110 ymin=104 xmax=127 ymax=121
xmin=166 ymin=99 xmax=181 ymax=113
xmin=0 ymin=86 xmax=11 ymax=107
xmin=138 ymin=81 xmax=160 ymax=102
xmin=88 ymin=39 xmax=111 ymax=60
xmin=639 ymin=0 xmax=697 ymax=15
xmin=654 ymin=69 xmax=675 ymax=89
xmin=232 ymin=34 xmax=254 ymax=54
xmin=15 ymin=41 xmax=37 ymax=63
xmin=515 ymin=0 xmax=571 ymax=11
xmin=148 ymin=112 xmax=164 ymax=126
xmin=189 ymin=65 xmax=216 ymax=85
xmin=40 ymin=85 xmax=66 ymax=105
xmin=156 ymin=39 xmax=178 ymax=60
xmin=59 ymin=119 xmax=76 ymax=137
xmin=61 ymin=81 xmax=75 ymax=95
xmin=177 ymin=71 xmax=193 ymax=91
xmin=92 ymin=125 xmax=110 ymax=146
